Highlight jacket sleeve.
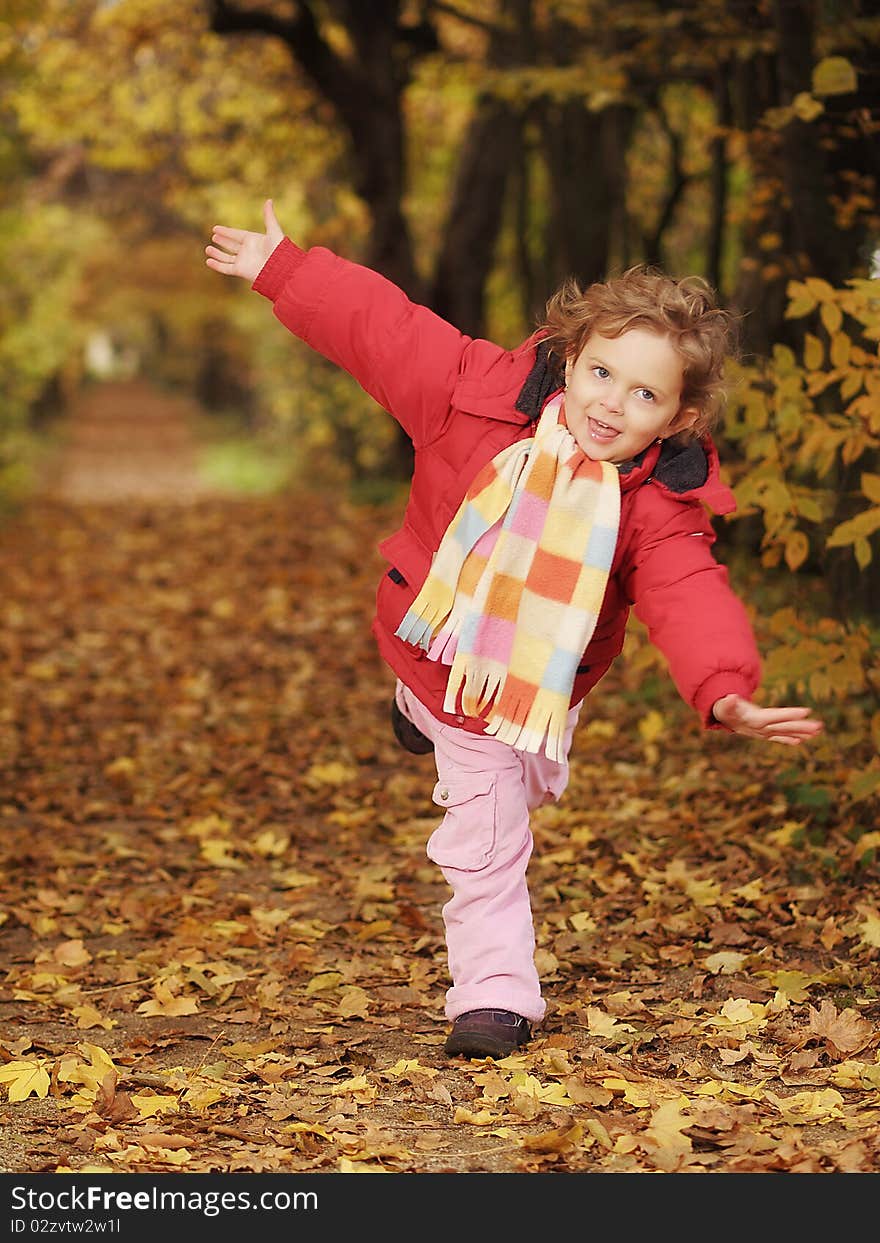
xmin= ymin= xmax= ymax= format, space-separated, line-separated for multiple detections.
xmin=252 ymin=238 xmax=489 ymax=448
xmin=621 ymin=494 xmax=762 ymax=729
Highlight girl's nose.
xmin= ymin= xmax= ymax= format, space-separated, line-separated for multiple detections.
xmin=602 ymin=389 xmax=623 ymax=413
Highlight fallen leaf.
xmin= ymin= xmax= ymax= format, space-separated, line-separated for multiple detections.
xmin=137 ymin=1132 xmax=196 ymax=1150
xmin=305 ymin=971 xmax=344 ymax=995
xmin=0 ymin=1059 xmax=51 ymax=1102
xmin=808 ymin=1000 xmax=874 ymax=1056
xmin=130 ymin=1094 xmax=180 ymax=1120
xmin=53 ymin=939 xmax=93 ymax=968
xmin=520 ymin=1119 xmax=583 ymax=1153
xmin=585 ymin=1007 xmax=635 ymax=1039
xmin=338 ymin=986 xmax=371 ymax=1019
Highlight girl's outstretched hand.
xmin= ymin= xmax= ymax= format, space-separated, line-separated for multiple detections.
xmin=205 ymin=199 xmax=284 ymax=283
xmin=712 ymin=694 xmax=824 ymax=745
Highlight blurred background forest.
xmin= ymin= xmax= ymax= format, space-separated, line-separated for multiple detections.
xmin=1 ymin=0 xmax=879 ymax=805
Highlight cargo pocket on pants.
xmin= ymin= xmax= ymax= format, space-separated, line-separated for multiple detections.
xmin=426 ymin=774 xmax=498 ymax=872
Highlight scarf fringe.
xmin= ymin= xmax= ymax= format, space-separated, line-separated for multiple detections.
xmin=483 ymin=697 xmax=570 ymax=763
xmin=395 ymin=593 xmax=454 ymax=651
xmin=444 ymin=657 xmax=504 ymax=719
xmin=426 ymin=618 xmax=460 ymax=664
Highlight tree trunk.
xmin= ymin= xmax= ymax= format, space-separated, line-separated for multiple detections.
xmin=429 ymin=0 xmax=536 ymax=337
xmin=430 ymin=98 xmax=522 ymax=336
xmin=537 ymin=101 xmax=617 ymax=296
xmin=771 ymin=0 xmax=852 ymax=285
xmin=534 ymin=4 xmax=632 ymax=303
xmin=707 ymin=66 xmax=732 ymax=292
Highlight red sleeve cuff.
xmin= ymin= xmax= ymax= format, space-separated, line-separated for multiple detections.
xmin=252 ymin=237 xmax=308 ymax=301
xmin=693 ymin=672 xmax=758 ymax=730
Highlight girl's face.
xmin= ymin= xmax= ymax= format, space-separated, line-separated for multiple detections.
xmin=563 ymin=328 xmax=697 ymax=463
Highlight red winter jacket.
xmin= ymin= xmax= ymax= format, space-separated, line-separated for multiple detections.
xmin=254 ymin=239 xmax=761 ymax=735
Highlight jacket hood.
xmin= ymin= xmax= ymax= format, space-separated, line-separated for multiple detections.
xmin=515 ymin=339 xmax=737 ymax=515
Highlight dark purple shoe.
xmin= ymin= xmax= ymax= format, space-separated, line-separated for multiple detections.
xmin=444 ymin=1009 xmax=531 ymax=1059
xmin=391 ymin=698 xmax=434 ymax=755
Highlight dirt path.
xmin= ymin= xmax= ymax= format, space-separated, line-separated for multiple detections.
xmin=39 ymin=379 xmax=220 ymax=504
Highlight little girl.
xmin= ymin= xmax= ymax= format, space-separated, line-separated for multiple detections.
xmin=206 ymin=201 xmax=823 ymax=1059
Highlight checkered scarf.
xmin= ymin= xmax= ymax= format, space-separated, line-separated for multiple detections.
xmin=395 ymin=393 xmax=621 ymax=760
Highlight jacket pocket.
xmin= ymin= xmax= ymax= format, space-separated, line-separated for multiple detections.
xmin=378 ymin=525 xmax=432 ymax=590
xmin=426 ymin=774 xmax=497 ymax=871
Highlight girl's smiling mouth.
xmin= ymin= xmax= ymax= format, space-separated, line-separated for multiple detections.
xmin=588 ymin=416 xmax=620 ymax=442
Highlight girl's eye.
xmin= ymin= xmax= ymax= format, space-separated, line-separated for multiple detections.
xmin=593 ymin=366 xmax=609 ymax=379
xmin=638 ymin=388 xmax=655 ymax=402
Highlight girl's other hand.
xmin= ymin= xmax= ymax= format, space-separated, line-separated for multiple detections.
xmin=205 ymin=199 xmax=284 ymax=283
xmin=712 ymin=693 xmax=824 ymax=745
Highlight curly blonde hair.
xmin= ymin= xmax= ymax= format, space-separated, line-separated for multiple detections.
xmin=538 ymin=265 xmax=737 ymax=439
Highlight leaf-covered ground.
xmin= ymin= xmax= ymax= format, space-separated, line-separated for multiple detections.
xmin=1 ymin=385 xmax=879 ymax=1175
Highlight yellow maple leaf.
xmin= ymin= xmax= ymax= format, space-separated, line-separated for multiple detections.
xmin=200 ymin=838 xmax=242 ymax=869
xmin=130 ymin=1093 xmax=180 ymax=1119
xmin=584 ymin=1117 xmax=613 ymax=1149
xmin=137 ymin=982 xmax=200 ymax=1017
xmin=829 ymin=1061 xmax=880 ymax=1092
xmin=330 ymin=1075 xmax=376 ymax=1103
xmin=180 ymin=1083 xmax=226 ymax=1111
xmin=354 ymin=919 xmax=394 ymax=941
xmin=855 ymin=907 xmax=880 ymax=949
xmin=638 ymin=710 xmax=665 ymax=743
xmin=251 ymin=827 xmax=291 ymax=856
xmin=249 ymin=906 xmax=289 ymax=934
xmin=586 ymin=1006 xmax=635 ymax=1038
xmin=519 ymin=1120 xmax=584 ymax=1153
xmin=56 ymin=1044 xmax=119 ymax=1097
xmin=277 ymin=869 xmax=320 ymax=890
xmin=812 ymin=55 xmax=858 ymax=97
xmin=760 ymin=970 xmax=817 ymax=1001
xmin=185 ymin=814 xmax=231 ymax=838
xmin=685 ymin=876 xmax=722 ymax=907
xmin=691 ymin=1079 xmax=766 ymax=1101
xmin=766 ymin=1088 xmax=844 ymax=1125
xmin=453 ymin=1106 xmax=499 ymax=1125
xmin=0 ymin=1059 xmax=51 ymax=1102
xmin=702 ymin=951 xmax=747 ymax=975
xmin=704 ymin=997 xmax=767 ymax=1031
xmin=641 ymin=1099 xmax=693 ymax=1163
xmin=305 ymin=761 xmax=358 ymax=787
xmin=337 ymin=1157 xmax=390 ymax=1173
xmin=385 ymin=1059 xmax=437 ymax=1079
xmin=508 ymin=1072 xmax=544 ymax=1099
xmin=139 ymin=995 xmax=200 ymax=1017
xmin=305 ymin=971 xmax=344 ymax=995
xmin=153 ymin=1148 xmax=193 ymax=1165
xmin=337 ymin=986 xmax=371 ymax=1019
xmin=602 ymin=1077 xmax=654 ymax=1108
xmin=71 ymin=1003 xmax=115 ymax=1031
xmin=283 ymin=1121 xmax=333 ymax=1140
xmin=792 ymin=91 xmax=824 ymax=121
xmin=536 ymin=1082 xmax=575 ymax=1107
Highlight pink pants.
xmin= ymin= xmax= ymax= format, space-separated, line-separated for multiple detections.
xmin=396 ymin=680 xmax=581 ymax=1024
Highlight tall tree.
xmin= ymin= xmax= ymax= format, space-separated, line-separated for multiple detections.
xmin=208 ymin=0 xmax=432 ymax=300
